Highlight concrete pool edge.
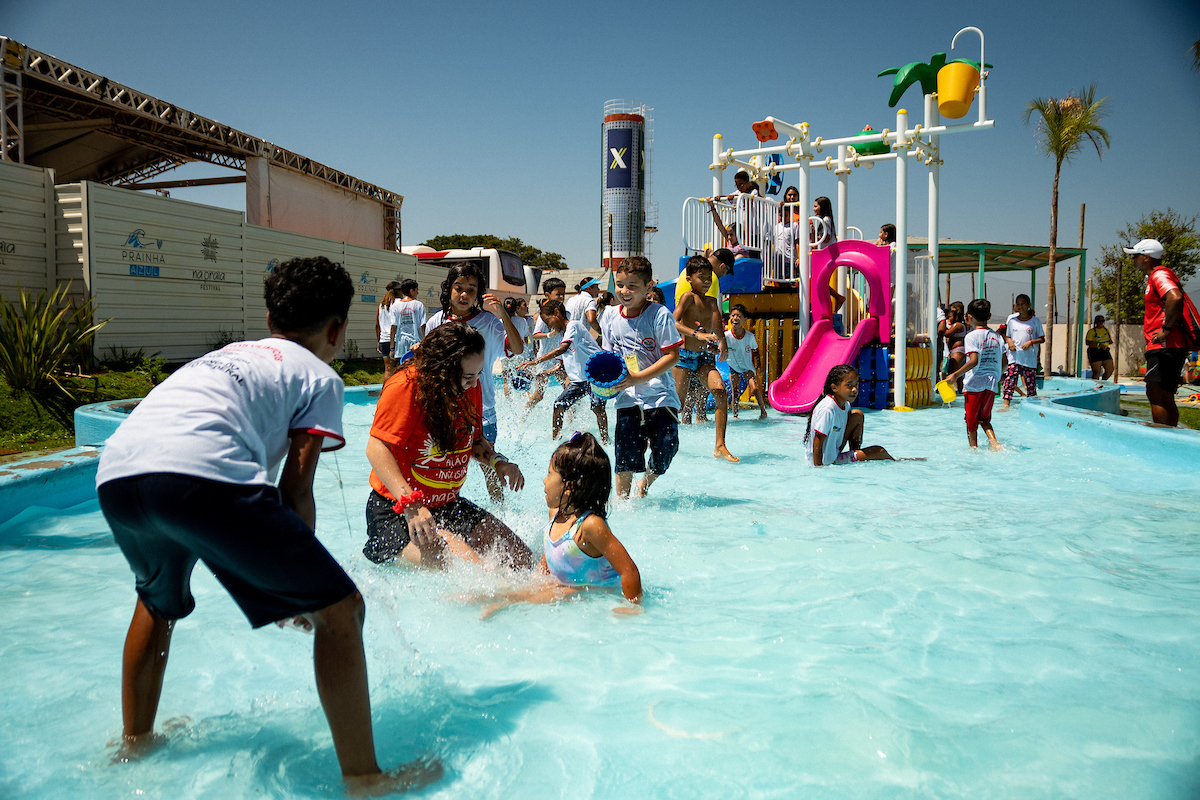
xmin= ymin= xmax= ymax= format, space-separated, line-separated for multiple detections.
xmin=0 ymin=386 xmax=386 ymax=527
xmin=1020 ymin=377 xmax=1200 ymax=468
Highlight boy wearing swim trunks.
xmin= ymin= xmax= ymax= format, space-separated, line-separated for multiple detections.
xmin=673 ymin=255 xmax=739 ymax=462
xmin=600 ymin=255 xmax=683 ymax=498
xmin=95 ymin=257 xmax=438 ymax=793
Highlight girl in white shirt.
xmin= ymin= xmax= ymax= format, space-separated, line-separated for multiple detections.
xmin=804 ymin=364 xmax=893 ymax=466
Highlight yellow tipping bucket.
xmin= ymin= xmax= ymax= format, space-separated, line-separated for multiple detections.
xmin=937 ymin=62 xmax=979 ymax=119
xmin=935 ymin=379 xmax=957 ymax=404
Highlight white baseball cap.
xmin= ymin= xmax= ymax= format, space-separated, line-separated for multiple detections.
xmin=1123 ymin=238 xmax=1164 ymax=259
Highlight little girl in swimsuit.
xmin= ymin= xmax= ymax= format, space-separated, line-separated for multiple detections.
xmin=478 ymin=432 xmax=643 ymax=618
xmin=944 ymin=301 xmax=967 ymax=390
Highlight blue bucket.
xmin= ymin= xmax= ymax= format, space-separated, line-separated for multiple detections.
xmin=586 ymin=351 xmax=627 ymax=399
xmin=510 ymin=368 xmax=533 ymax=392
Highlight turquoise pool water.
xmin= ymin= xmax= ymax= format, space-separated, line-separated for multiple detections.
xmin=3 ymin=388 xmax=1200 ymax=799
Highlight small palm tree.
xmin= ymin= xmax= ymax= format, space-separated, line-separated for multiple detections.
xmin=1022 ymin=84 xmax=1111 ymax=374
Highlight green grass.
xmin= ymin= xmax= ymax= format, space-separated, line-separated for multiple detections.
xmin=0 ymin=357 xmax=387 ymax=455
xmin=1121 ymin=399 xmax=1200 ymax=429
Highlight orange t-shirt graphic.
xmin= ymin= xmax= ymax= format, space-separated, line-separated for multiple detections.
xmin=367 ymin=369 xmax=483 ymax=508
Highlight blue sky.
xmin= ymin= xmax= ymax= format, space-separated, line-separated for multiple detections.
xmin=6 ymin=0 xmax=1200 ymax=314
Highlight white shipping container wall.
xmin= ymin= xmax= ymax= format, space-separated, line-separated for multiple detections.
xmin=341 ymin=243 xmax=439 ymax=356
xmin=84 ymin=183 xmax=246 ymax=362
xmin=241 ymin=224 xmax=346 ymax=342
xmin=0 ymin=159 xmax=55 ymax=302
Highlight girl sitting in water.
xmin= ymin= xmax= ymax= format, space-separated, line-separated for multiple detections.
xmin=477 ymin=432 xmax=643 ymax=618
xmin=805 ymin=364 xmax=893 ymax=466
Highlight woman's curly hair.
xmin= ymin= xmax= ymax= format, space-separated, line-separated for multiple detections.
xmin=409 ymin=322 xmax=486 ymax=452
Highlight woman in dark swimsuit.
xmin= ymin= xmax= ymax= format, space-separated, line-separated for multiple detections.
xmin=944 ymin=301 xmax=967 ymax=390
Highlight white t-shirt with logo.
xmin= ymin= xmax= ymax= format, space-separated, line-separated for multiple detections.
xmin=425 ymin=309 xmax=511 ymax=428
xmin=96 ymin=338 xmax=345 ymax=488
xmin=724 ymin=329 xmax=758 ymax=374
xmin=562 ymin=319 xmax=602 ymax=384
xmin=806 ymin=394 xmax=849 ymax=465
xmin=599 ymin=301 xmax=683 ymax=410
xmin=392 ymin=299 xmax=427 ymax=350
xmin=1004 ymin=314 xmax=1044 ymax=369
xmin=963 ymin=327 xmax=1005 ymax=392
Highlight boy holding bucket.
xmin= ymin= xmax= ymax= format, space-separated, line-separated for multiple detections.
xmin=600 ymin=256 xmax=684 ymax=498
xmin=520 ymin=299 xmax=609 ymax=443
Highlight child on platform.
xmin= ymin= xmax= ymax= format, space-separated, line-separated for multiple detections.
xmin=724 ymin=304 xmax=767 ymax=420
xmin=943 ymin=298 xmax=1005 ymax=448
xmin=600 ymin=256 xmax=683 ymax=498
xmin=476 ymin=432 xmax=642 ymax=619
xmin=1000 ymin=293 xmax=1045 ymax=411
xmin=519 ymin=299 xmax=609 ymax=443
xmin=673 ymin=255 xmax=738 ymax=462
xmin=95 ymin=256 xmax=439 ymax=793
xmin=804 ymin=364 xmax=894 ymax=465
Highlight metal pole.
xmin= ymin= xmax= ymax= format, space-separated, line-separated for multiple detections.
xmin=976 ymin=246 xmax=985 ymax=301
xmin=926 ymin=93 xmax=940 ymax=388
xmin=893 ymin=109 xmax=908 ymax=408
xmin=836 ymin=144 xmax=848 ymax=306
xmin=712 ymin=134 xmax=724 ymax=200
xmin=1114 ymin=258 xmax=1122 ymax=381
xmin=1075 ymin=251 xmax=1087 ymax=378
xmin=797 ymin=145 xmax=811 ymax=345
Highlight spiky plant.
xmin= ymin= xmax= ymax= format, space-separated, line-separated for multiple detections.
xmin=0 ymin=282 xmax=109 ymax=400
xmin=1022 ymin=84 xmax=1111 ymax=373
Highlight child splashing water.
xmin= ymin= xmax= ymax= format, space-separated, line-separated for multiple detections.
xmin=475 ymin=432 xmax=642 ymax=619
xmin=805 ymin=364 xmax=894 ymax=466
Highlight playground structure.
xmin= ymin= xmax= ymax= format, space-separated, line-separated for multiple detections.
xmin=680 ymin=26 xmax=995 ymax=411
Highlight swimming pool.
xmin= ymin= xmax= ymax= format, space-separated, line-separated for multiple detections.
xmin=3 ymin=386 xmax=1199 ymax=798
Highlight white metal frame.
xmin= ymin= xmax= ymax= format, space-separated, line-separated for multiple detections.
xmin=700 ymin=26 xmax=991 ymax=408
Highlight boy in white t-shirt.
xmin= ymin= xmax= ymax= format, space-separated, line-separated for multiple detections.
xmin=566 ymin=277 xmax=602 ymax=336
xmin=724 ymin=304 xmax=767 ymax=420
xmin=600 ymin=256 xmax=683 ymax=498
xmin=1000 ymin=294 xmax=1045 ymax=411
xmin=519 ymin=299 xmax=609 ymax=443
xmin=391 ymin=278 xmax=427 ymax=356
xmin=95 ymin=257 xmax=438 ymax=793
xmin=526 ymin=277 xmax=569 ymax=410
xmin=944 ymin=298 xmax=1005 ymax=449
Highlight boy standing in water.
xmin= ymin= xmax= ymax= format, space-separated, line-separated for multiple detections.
xmin=95 ymin=257 xmax=439 ymax=793
xmin=725 ymin=304 xmax=768 ymax=420
xmin=527 ymin=277 xmax=569 ymax=410
xmin=944 ymin=298 xmax=1005 ymax=449
xmin=673 ymin=255 xmax=738 ymax=462
xmin=600 ymin=256 xmax=683 ymax=498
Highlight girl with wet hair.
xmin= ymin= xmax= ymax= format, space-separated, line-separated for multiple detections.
xmin=473 ymin=432 xmax=643 ymax=618
xmin=363 ymin=322 xmax=533 ymax=570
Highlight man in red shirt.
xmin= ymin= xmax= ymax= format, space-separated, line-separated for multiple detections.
xmin=1128 ymin=238 xmax=1186 ymax=426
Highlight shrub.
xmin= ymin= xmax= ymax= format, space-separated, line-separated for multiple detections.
xmin=0 ymin=282 xmax=108 ymax=401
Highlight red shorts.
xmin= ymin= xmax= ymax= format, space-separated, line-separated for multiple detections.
xmin=964 ymin=389 xmax=995 ymax=432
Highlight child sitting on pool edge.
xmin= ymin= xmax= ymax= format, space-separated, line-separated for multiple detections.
xmin=95 ymin=256 xmax=439 ymax=793
xmin=477 ymin=432 xmax=642 ymax=618
xmin=942 ymin=298 xmax=1005 ymax=449
xmin=805 ymin=364 xmax=893 ymax=465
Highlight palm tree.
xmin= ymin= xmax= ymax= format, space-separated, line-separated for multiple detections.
xmin=1022 ymin=84 xmax=1111 ymax=375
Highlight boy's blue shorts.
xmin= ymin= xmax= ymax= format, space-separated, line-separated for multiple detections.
xmin=98 ymin=473 xmax=358 ymax=628
xmin=553 ymin=381 xmax=606 ymax=412
xmin=614 ymin=406 xmax=679 ymax=474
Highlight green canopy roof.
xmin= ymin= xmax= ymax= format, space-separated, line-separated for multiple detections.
xmin=905 ymin=238 xmax=1085 ymax=274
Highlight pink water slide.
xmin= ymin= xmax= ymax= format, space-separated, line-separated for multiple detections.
xmin=767 ymin=240 xmax=893 ymax=414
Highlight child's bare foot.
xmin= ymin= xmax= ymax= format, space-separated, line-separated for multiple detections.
xmin=998 ymin=404 xmax=1010 ymax=412
xmin=110 ymin=716 xmax=189 ymax=763
xmin=634 ymin=478 xmax=649 ymax=497
xmin=344 ymin=756 xmax=444 ymax=797
xmin=758 ymin=410 xmax=768 ymax=420
xmin=714 ymin=445 xmax=740 ymax=463
xmin=988 ymin=439 xmax=1003 ymax=451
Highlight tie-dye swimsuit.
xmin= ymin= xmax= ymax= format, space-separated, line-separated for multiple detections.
xmin=543 ymin=512 xmax=622 ymax=589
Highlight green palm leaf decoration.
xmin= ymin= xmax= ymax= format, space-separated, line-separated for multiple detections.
xmin=879 ymin=54 xmax=994 ymax=108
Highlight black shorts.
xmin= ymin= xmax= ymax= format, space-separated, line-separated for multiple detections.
xmin=553 ymin=381 xmax=606 ymax=412
xmin=363 ymin=490 xmax=490 ymax=564
xmin=614 ymin=406 xmax=680 ymax=475
xmin=1144 ymin=348 xmax=1187 ymax=392
xmin=378 ymin=340 xmax=393 ymax=357
xmin=1087 ymin=347 xmax=1112 ymax=364
xmin=98 ymin=473 xmax=358 ymax=628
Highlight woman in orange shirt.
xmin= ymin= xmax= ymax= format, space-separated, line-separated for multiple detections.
xmin=363 ymin=322 xmax=533 ymax=570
